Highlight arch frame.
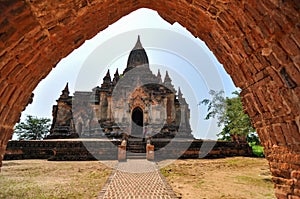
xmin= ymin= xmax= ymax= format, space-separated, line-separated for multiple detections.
xmin=0 ymin=1 xmax=300 ymax=197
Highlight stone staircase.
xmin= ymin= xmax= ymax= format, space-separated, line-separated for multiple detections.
xmin=126 ymin=138 xmax=146 ymax=159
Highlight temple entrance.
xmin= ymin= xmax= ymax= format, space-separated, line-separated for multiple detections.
xmin=131 ymin=107 xmax=143 ymax=137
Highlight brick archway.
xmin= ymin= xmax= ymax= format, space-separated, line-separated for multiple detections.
xmin=1 ymin=1 xmax=299 ymax=197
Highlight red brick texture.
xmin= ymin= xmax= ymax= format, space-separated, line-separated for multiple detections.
xmin=0 ymin=0 xmax=299 ymax=197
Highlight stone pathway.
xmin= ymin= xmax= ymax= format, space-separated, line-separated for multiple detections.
xmin=98 ymin=159 xmax=178 ymax=199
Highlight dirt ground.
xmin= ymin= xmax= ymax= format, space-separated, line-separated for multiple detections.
xmin=160 ymin=157 xmax=275 ymax=199
xmin=0 ymin=157 xmax=275 ymax=199
xmin=0 ymin=160 xmax=114 ymax=199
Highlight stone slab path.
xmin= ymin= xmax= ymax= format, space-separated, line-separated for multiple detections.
xmin=98 ymin=159 xmax=178 ymax=199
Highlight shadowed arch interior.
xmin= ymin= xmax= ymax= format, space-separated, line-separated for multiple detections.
xmin=0 ymin=1 xmax=299 ymax=197
xmin=131 ymin=107 xmax=144 ymax=137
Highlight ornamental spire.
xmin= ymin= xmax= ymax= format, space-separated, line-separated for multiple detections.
xmin=157 ymin=69 xmax=162 ymax=83
xmin=178 ymin=87 xmax=183 ymax=98
xmin=60 ymin=82 xmax=70 ymax=98
xmin=125 ymin=36 xmax=149 ymax=73
xmin=133 ymin=35 xmax=143 ymax=50
xmin=63 ymin=82 xmax=69 ymax=93
xmin=164 ymin=71 xmax=171 ymax=83
xmin=112 ymin=69 xmax=120 ymax=86
xmin=164 ymin=71 xmax=175 ymax=92
xmin=105 ymin=70 xmax=110 ymax=78
xmin=101 ymin=69 xmax=111 ymax=88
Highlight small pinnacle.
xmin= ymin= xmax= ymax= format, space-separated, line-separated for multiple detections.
xmin=64 ymin=82 xmax=69 ymax=91
xmin=106 ymin=69 xmax=110 ymax=77
xmin=133 ymin=35 xmax=143 ymax=50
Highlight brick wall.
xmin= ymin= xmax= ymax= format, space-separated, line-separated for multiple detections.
xmin=152 ymin=139 xmax=252 ymax=160
xmin=4 ymin=139 xmax=251 ymax=161
xmin=4 ymin=140 xmax=121 ymax=161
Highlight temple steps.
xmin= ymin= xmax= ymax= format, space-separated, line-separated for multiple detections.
xmin=126 ymin=138 xmax=146 ymax=159
xmin=126 ymin=152 xmax=146 ymax=159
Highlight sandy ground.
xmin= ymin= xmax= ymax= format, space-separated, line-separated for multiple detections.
xmin=159 ymin=157 xmax=275 ymax=199
xmin=0 ymin=157 xmax=275 ymax=199
xmin=0 ymin=160 xmax=114 ymax=199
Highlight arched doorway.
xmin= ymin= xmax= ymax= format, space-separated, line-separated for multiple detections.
xmin=131 ymin=107 xmax=143 ymax=137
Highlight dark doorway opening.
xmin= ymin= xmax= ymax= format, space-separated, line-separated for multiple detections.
xmin=131 ymin=107 xmax=143 ymax=137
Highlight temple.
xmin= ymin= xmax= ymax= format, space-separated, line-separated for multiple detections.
xmin=48 ymin=36 xmax=193 ymax=140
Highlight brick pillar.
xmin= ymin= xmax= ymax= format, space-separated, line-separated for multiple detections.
xmin=258 ymin=120 xmax=300 ymax=199
xmin=146 ymin=144 xmax=154 ymax=161
xmin=118 ymin=145 xmax=126 ymax=162
xmin=0 ymin=126 xmax=14 ymax=172
xmin=241 ymin=110 xmax=300 ymax=198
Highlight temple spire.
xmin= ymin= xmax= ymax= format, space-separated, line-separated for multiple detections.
xmin=125 ymin=36 xmax=149 ymax=73
xmin=133 ymin=35 xmax=143 ymax=50
xmin=178 ymin=87 xmax=183 ymax=98
xmin=105 ymin=70 xmax=110 ymax=77
xmin=60 ymin=83 xmax=70 ymax=98
xmin=112 ymin=69 xmax=120 ymax=86
xmin=104 ymin=70 xmax=111 ymax=81
xmin=178 ymin=87 xmax=187 ymax=105
xmin=164 ymin=71 xmax=171 ymax=83
xmin=63 ymin=83 xmax=69 ymax=93
xmin=164 ymin=71 xmax=175 ymax=92
xmin=101 ymin=69 xmax=111 ymax=88
xmin=157 ymin=69 xmax=162 ymax=83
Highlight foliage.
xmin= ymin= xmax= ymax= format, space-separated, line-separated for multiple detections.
xmin=201 ymin=90 xmax=256 ymax=141
xmin=201 ymin=90 xmax=226 ymax=126
xmin=247 ymin=132 xmax=261 ymax=145
xmin=14 ymin=115 xmax=51 ymax=140
xmin=249 ymin=143 xmax=264 ymax=157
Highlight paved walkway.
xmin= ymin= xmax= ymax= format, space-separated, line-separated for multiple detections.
xmin=98 ymin=159 xmax=178 ymax=199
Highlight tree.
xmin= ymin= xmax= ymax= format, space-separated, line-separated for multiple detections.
xmin=14 ymin=115 xmax=51 ymax=140
xmin=201 ymin=90 xmax=256 ymax=143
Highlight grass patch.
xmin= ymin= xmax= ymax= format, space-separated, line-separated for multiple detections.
xmin=225 ymin=158 xmax=244 ymax=166
xmin=193 ymin=179 xmax=204 ymax=188
xmin=235 ymin=175 xmax=273 ymax=189
xmin=160 ymin=168 xmax=171 ymax=177
xmin=0 ymin=160 xmax=112 ymax=199
xmin=225 ymin=157 xmax=260 ymax=167
xmin=160 ymin=158 xmax=275 ymax=199
xmin=160 ymin=167 xmax=185 ymax=177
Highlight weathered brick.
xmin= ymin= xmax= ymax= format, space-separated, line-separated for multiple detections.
xmin=262 ymin=14 xmax=282 ymax=35
xmin=294 ymin=189 xmax=300 ymax=196
xmin=280 ymin=35 xmax=300 ymax=57
xmin=272 ymin=124 xmax=287 ymax=146
xmin=289 ymin=195 xmax=300 ymax=199
xmin=275 ymin=184 xmax=293 ymax=197
xmin=285 ymin=65 xmax=300 ymax=86
xmin=292 ymin=171 xmax=300 ymax=180
xmin=272 ymin=43 xmax=291 ymax=66
xmin=291 ymin=28 xmax=300 ymax=49
xmin=273 ymin=177 xmax=294 ymax=186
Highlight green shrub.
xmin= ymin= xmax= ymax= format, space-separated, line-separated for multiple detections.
xmin=251 ymin=144 xmax=264 ymax=157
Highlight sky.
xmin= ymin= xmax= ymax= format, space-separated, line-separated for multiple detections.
xmin=20 ymin=8 xmax=237 ymax=140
